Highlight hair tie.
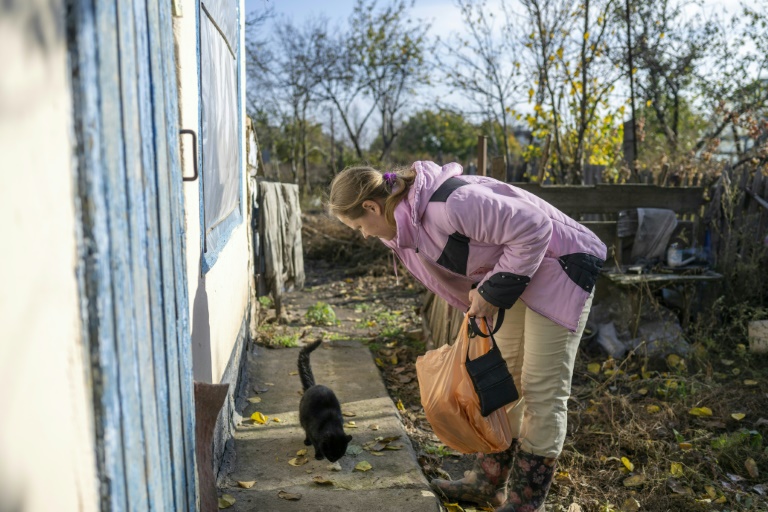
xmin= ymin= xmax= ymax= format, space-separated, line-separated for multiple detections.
xmin=383 ymin=172 xmax=397 ymax=189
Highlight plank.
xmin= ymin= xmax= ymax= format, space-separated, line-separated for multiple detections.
xmin=512 ymin=183 xmax=705 ymax=215
xmin=95 ymin=0 xmax=150 ymax=508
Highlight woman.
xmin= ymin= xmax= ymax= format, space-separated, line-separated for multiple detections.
xmin=328 ymin=161 xmax=606 ymax=511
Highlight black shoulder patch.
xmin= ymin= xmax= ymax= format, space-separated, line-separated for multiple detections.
xmin=429 ymin=177 xmax=468 ymax=202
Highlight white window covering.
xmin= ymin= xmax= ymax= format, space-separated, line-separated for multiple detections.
xmin=201 ymin=0 xmax=240 ymax=258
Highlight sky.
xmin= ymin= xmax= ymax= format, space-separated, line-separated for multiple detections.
xmin=245 ymin=0 xmax=748 ymax=30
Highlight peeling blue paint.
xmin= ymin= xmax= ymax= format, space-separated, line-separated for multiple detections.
xmin=69 ymin=0 xmax=197 ymax=510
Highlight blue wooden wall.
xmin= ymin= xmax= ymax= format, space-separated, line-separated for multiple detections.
xmin=68 ymin=0 xmax=197 ymax=510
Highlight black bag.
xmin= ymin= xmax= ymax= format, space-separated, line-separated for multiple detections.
xmin=466 ymin=310 xmax=519 ymax=417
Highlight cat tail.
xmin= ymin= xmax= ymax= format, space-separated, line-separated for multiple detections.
xmin=298 ymin=338 xmax=323 ymax=391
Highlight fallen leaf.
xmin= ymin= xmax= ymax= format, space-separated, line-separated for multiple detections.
xmin=746 ymin=458 xmax=759 ymax=479
xmin=731 ymin=413 xmax=746 ymax=421
xmin=354 ymin=461 xmax=373 ymax=472
xmin=721 ymin=359 xmax=734 ymax=366
xmin=638 ymin=388 xmax=649 ymax=396
xmin=705 ymin=485 xmax=717 ymax=499
xmin=345 ymin=421 xmax=357 ymax=427
xmin=218 ymin=494 xmax=236 ymax=509
xmin=444 ymin=503 xmax=465 ymax=512
xmin=646 ymin=405 xmax=660 ymax=414
xmin=375 ymin=358 xmax=384 ymax=367
xmin=289 ymin=371 xmax=298 ymax=376
xmin=265 ymin=382 xmax=275 ymax=386
xmin=623 ymin=474 xmax=645 ymax=487
xmin=247 ymin=396 xmax=262 ymax=403
xmin=667 ymin=478 xmax=693 ymax=495
xmin=678 ymin=442 xmax=693 ymax=450
xmin=396 ymin=399 xmax=406 ymax=413
xmin=621 ymin=497 xmax=641 ymax=512
xmin=369 ymin=424 xmax=380 ymax=431
xmin=587 ymin=363 xmax=601 ymax=375
xmin=251 ymin=412 xmax=268 ymax=424
xmin=670 ymin=462 xmax=683 ymax=477
xmin=744 ymin=379 xmax=759 ymax=386
xmin=621 ymin=457 xmax=634 ymax=471
xmin=272 ymin=417 xmax=282 ymax=423
xmin=346 ymin=444 xmax=363 ymax=456
xmin=277 ymin=490 xmax=301 ymax=501
xmin=312 ymin=476 xmax=334 ymax=486
xmin=296 ymin=449 xmax=308 ymax=456
xmin=288 ymin=456 xmax=309 ymax=466
xmin=342 ymin=411 xmax=357 ymax=417
xmin=384 ymin=444 xmax=403 ymax=450
xmin=370 ymin=451 xmax=385 ymax=456
xmin=237 ymin=480 xmax=256 ymax=489
xmin=688 ymin=407 xmax=713 ymax=417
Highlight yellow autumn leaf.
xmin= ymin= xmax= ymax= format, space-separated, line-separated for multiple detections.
xmin=251 ymin=412 xmax=268 ymax=424
xmin=744 ymin=379 xmax=758 ymax=386
xmin=731 ymin=413 xmax=746 ymax=421
xmin=679 ymin=442 xmax=693 ymax=450
xmin=390 ymin=355 xmax=398 ymax=365
xmin=638 ymin=387 xmax=649 ymax=395
xmin=218 ymin=494 xmax=236 ymax=509
xmin=584 ymin=31 xmax=590 ymax=40
xmin=646 ymin=100 xmax=652 ymax=107
xmin=396 ymin=399 xmax=405 ymax=413
xmin=670 ymin=462 xmax=683 ymax=477
xmin=354 ymin=461 xmax=373 ymax=472
xmin=622 ymin=457 xmax=634 ymax=471
xmin=375 ymin=358 xmax=384 ymax=367
xmin=746 ymin=458 xmax=759 ymax=479
xmin=296 ymin=449 xmax=307 ymax=456
xmin=237 ymin=480 xmax=256 ymax=488
xmin=272 ymin=417 xmax=282 ymax=423
xmin=646 ymin=405 xmax=660 ymax=414
xmin=623 ymin=474 xmax=645 ymax=487
xmin=288 ymin=456 xmax=309 ymax=467
xmin=688 ymin=407 xmax=713 ymax=417
xmin=588 ymin=363 xmax=601 ymax=374
xmin=444 ymin=503 xmax=465 ymax=512
xmin=247 ymin=396 xmax=262 ymax=403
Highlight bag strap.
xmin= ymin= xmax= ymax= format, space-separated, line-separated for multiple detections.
xmin=467 ymin=308 xmax=505 ymax=339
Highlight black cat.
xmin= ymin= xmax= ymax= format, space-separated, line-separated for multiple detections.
xmin=298 ymin=339 xmax=352 ymax=462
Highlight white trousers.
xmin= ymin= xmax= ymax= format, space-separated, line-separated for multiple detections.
xmin=493 ymin=291 xmax=594 ymax=459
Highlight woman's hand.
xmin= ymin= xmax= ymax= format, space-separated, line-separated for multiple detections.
xmin=467 ymin=288 xmax=498 ymax=321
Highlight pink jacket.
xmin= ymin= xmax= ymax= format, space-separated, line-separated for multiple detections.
xmin=381 ymin=161 xmax=607 ymax=332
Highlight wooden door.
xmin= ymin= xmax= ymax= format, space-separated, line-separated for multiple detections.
xmin=68 ymin=0 xmax=197 ymax=510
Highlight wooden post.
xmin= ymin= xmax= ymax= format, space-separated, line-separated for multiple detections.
xmin=491 ymin=156 xmax=506 ymax=182
xmin=477 ymin=135 xmax=487 ymax=176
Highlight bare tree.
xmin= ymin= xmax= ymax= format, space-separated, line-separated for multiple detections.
xmin=439 ymin=0 xmax=524 ymax=176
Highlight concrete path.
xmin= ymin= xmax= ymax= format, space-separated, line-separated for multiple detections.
xmin=218 ymin=339 xmax=443 ymax=512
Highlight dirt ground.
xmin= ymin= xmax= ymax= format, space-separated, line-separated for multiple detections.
xmin=254 ymin=211 xmax=768 ymax=512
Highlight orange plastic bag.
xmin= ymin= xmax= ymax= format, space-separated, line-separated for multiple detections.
xmin=415 ymin=316 xmax=513 ymax=454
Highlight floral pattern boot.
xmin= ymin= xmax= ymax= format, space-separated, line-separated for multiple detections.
xmin=495 ymin=446 xmax=556 ymax=512
xmin=430 ymin=441 xmax=517 ymax=508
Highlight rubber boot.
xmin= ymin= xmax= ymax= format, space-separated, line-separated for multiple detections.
xmin=430 ymin=441 xmax=517 ymax=508
xmin=495 ymin=445 xmax=556 ymax=512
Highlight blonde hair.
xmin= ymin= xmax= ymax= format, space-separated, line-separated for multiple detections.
xmin=327 ymin=165 xmax=416 ymax=227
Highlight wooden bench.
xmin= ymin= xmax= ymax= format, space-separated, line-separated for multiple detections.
xmin=514 ymin=182 xmax=722 ymax=333
xmin=421 ymin=183 xmax=722 ymax=348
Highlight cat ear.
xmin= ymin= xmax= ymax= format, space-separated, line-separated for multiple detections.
xmin=346 ymin=435 xmax=353 ymax=442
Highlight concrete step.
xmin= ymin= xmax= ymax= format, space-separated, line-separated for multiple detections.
xmin=218 ymin=340 xmax=442 ymax=512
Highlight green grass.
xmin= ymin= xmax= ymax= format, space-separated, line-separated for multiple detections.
xmin=305 ymin=301 xmax=340 ymax=326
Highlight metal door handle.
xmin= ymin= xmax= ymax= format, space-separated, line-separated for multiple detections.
xmin=180 ymin=129 xmax=198 ymax=182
